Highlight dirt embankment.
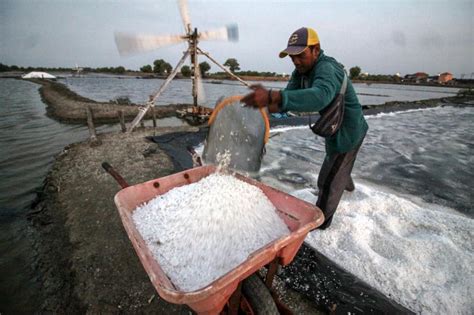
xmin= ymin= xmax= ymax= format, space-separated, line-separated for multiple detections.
xmin=361 ymin=95 xmax=473 ymax=114
xmin=29 ymin=126 xmax=198 ymax=313
xmin=28 ymin=78 xmax=189 ymax=124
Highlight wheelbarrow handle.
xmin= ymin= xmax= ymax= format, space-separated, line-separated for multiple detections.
xmin=102 ymin=162 xmax=129 ymax=189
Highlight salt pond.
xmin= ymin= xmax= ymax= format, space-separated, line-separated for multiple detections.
xmin=58 ymin=75 xmax=459 ymax=107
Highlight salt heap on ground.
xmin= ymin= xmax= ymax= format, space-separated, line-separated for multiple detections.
xmin=133 ymin=172 xmax=290 ymax=291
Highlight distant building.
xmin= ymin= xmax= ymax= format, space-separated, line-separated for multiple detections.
xmin=438 ymin=72 xmax=453 ymax=84
xmin=404 ymin=72 xmax=428 ymax=83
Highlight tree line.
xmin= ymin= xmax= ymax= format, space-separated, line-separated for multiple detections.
xmin=349 ymin=66 xmax=402 ymax=82
xmin=1 ymin=61 xmax=403 ymax=82
xmin=0 ymin=63 xmax=131 ymax=74
xmin=139 ymin=58 xmax=241 ymax=77
xmin=1 ymin=57 xmax=268 ymax=77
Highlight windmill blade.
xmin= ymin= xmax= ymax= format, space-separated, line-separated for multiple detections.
xmin=195 ymin=64 xmax=206 ymax=105
xmin=178 ymin=0 xmax=192 ymax=34
xmin=199 ymin=24 xmax=239 ymax=42
xmin=114 ymin=32 xmax=187 ymax=56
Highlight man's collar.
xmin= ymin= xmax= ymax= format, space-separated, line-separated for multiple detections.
xmin=314 ymin=49 xmax=325 ymax=68
xmin=317 ymin=49 xmax=325 ymax=62
xmin=304 ymin=49 xmax=324 ymax=78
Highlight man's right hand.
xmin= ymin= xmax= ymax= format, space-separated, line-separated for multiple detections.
xmin=241 ymin=85 xmax=281 ymax=113
xmin=241 ymin=84 xmax=269 ymax=109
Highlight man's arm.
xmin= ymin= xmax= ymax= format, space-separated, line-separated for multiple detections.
xmin=280 ymin=63 xmax=339 ymax=113
xmin=241 ymin=64 xmax=340 ymax=113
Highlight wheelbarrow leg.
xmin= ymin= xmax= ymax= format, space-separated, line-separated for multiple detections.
xmin=265 ymin=258 xmax=294 ymax=315
xmin=227 ymin=282 xmax=243 ymax=315
xmin=265 ymin=258 xmax=280 ymax=288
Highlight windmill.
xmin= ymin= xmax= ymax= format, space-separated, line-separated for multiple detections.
xmin=114 ymin=0 xmax=249 ymax=132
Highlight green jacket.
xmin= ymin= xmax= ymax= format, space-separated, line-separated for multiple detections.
xmin=280 ymin=50 xmax=368 ymax=155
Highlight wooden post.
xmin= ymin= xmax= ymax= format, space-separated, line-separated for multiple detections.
xmin=152 ymin=106 xmax=157 ymax=128
xmin=118 ymin=110 xmax=126 ymax=133
xmin=86 ymin=105 xmax=101 ymax=146
xmin=151 ymin=106 xmax=157 ymax=136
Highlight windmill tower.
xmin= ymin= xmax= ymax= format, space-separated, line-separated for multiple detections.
xmin=114 ymin=0 xmax=249 ymax=132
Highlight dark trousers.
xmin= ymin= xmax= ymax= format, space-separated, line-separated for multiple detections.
xmin=316 ymin=141 xmax=363 ymax=229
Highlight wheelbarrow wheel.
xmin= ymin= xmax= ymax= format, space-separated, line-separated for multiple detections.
xmin=241 ymin=274 xmax=279 ymax=315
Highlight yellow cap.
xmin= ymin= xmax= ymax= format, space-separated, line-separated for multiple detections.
xmin=279 ymin=27 xmax=320 ymax=58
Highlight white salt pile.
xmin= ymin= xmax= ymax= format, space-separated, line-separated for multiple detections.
xmin=294 ymin=183 xmax=474 ymax=315
xmin=132 ymin=172 xmax=290 ymax=292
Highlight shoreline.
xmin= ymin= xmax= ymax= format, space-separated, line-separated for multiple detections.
xmin=24 ymin=78 xmax=190 ymax=124
xmin=24 ymin=80 xmax=472 ymax=313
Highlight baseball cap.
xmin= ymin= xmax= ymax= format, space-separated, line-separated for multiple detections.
xmin=279 ymin=27 xmax=320 ymax=58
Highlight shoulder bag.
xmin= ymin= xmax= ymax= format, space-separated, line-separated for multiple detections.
xmin=309 ymin=72 xmax=348 ymax=137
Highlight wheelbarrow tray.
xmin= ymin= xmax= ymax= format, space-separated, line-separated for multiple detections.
xmin=114 ymin=165 xmax=324 ymax=314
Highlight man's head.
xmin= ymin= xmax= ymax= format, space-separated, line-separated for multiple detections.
xmin=279 ymin=27 xmax=320 ymax=74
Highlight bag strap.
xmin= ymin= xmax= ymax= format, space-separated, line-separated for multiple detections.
xmin=307 ymin=70 xmax=347 ymax=128
xmin=339 ymin=72 xmax=348 ymax=95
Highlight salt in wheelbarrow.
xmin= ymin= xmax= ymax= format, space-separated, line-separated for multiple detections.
xmin=103 ymin=162 xmax=324 ymax=314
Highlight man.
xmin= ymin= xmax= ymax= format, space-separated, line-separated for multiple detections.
xmin=241 ymin=27 xmax=368 ymax=229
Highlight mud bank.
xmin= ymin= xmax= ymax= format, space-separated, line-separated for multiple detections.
xmin=28 ymin=127 xmax=195 ymax=313
xmin=27 ymin=78 xmax=189 ymax=124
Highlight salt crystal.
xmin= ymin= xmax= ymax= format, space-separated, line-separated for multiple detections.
xmin=133 ymin=172 xmax=289 ymax=291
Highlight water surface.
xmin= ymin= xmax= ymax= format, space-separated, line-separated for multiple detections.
xmin=58 ymin=75 xmax=459 ymax=107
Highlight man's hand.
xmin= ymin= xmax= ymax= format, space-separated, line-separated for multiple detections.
xmin=241 ymin=84 xmax=269 ymax=109
xmin=241 ymin=85 xmax=281 ymax=113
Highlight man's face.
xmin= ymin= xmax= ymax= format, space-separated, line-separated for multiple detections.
xmin=290 ymin=47 xmax=319 ymax=74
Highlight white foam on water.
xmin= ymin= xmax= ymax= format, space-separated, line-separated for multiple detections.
xmin=270 ymin=125 xmax=308 ymax=133
xmin=292 ymin=183 xmax=473 ymax=315
xmin=132 ymin=172 xmax=290 ymax=292
xmin=365 ymin=106 xmax=441 ymax=119
xmin=266 ymin=107 xmax=446 ymax=134
xmin=195 ymin=143 xmax=204 ymax=155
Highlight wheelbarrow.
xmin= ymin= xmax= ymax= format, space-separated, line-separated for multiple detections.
xmin=102 ymin=162 xmax=324 ymax=314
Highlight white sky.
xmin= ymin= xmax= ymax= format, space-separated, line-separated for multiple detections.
xmin=1 ymin=0 xmax=473 ymax=78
